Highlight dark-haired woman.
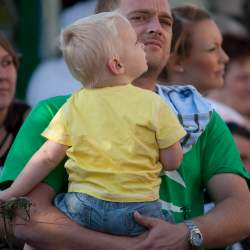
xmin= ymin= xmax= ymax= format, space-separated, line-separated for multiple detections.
xmin=0 ymin=32 xmax=30 ymax=170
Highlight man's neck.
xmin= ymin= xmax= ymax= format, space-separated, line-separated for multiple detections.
xmin=133 ymin=73 xmax=158 ymax=91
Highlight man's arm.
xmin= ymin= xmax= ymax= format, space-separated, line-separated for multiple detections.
xmin=196 ymin=173 xmax=250 ymax=247
xmin=13 ymin=183 xmax=141 ymax=250
xmin=129 ymin=173 xmax=250 ymax=250
xmin=129 ymin=113 xmax=250 ymax=250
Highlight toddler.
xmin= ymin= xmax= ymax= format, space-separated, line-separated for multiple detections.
xmin=0 ymin=12 xmax=186 ymax=236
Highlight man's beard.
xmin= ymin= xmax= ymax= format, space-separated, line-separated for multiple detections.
xmin=143 ymin=60 xmax=166 ymax=78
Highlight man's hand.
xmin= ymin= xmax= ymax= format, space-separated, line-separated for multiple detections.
xmin=129 ymin=212 xmax=189 ymax=250
xmin=0 ymin=188 xmax=13 ymax=202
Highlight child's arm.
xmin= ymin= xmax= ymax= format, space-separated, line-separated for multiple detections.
xmin=160 ymin=141 xmax=183 ymax=171
xmin=0 ymin=140 xmax=68 ymax=201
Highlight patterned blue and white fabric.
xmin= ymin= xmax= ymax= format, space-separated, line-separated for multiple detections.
xmin=156 ymin=84 xmax=213 ymax=153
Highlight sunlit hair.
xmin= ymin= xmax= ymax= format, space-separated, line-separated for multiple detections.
xmin=0 ymin=32 xmax=19 ymax=70
xmin=171 ymin=4 xmax=211 ymax=59
xmin=95 ymin=0 xmax=121 ymax=14
xmin=60 ymin=12 xmax=128 ymax=88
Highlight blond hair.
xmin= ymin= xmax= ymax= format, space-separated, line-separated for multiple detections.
xmin=171 ymin=5 xmax=211 ymax=59
xmin=60 ymin=12 xmax=128 ymax=88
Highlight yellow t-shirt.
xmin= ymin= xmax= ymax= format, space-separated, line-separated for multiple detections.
xmin=42 ymin=84 xmax=186 ymax=202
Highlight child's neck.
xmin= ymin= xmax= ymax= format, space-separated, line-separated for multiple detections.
xmin=99 ymin=75 xmax=133 ymax=88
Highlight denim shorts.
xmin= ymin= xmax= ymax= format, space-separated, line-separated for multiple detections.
xmin=54 ymin=192 xmax=173 ymax=236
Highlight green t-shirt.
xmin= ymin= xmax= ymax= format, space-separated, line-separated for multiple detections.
xmin=160 ymin=112 xmax=250 ymax=222
xmin=0 ymin=95 xmax=249 ymax=223
xmin=0 ymin=96 xmax=70 ymax=192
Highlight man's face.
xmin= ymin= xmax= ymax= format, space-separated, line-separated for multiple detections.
xmin=117 ymin=0 xmax=173 ymax=73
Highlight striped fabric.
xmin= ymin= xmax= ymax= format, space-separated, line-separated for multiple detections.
xmin=156 ymin=84 xmax=213 ymax=152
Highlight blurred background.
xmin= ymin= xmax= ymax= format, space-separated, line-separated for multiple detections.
xmin=1 ymin=0 xmax=250 ymax=101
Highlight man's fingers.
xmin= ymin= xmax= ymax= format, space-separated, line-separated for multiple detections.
xmin=133 ymin=211 xmax=157 ymax=229
xmin=129 ymin=241 xmax=149 ymax=250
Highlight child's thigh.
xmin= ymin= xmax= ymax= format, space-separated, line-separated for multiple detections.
xmin=54 ymin=193 xmax=173 ymax=236
xmin=104 ymin=200 xmax=170 ymax=236
xmin=54 ymin=192 xmax=93 ymax=227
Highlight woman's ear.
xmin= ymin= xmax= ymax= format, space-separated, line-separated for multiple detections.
xmin=168 ymin=53 xmax=184 ymax=73
xmin=107 ymin=56 xmax=125 ymax=75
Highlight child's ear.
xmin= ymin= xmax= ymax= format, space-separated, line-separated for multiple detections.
xmin=107 ymin=56 xmax=125 ymax=75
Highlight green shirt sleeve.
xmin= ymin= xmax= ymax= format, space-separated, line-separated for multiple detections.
xmin=159 ymin=111 xmax=250 ymax=223
xmin=202 ymin=111 xmax=250 ymax=186
xmin=0 ymin=95 xmax=70 ymax=193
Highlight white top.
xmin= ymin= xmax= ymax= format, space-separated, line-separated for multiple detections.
xmin=26 ymin=57 xmax=81 ymax=106
xmin=207 ymin=98 xmax=246 ymax=125
xmin=26 ymin=1 xmax=97 ymax=106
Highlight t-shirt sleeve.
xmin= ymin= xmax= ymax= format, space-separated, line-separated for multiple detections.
xmin=0 ymin=96 xmax=69 ymax=193
xmin=42 ymin=100 xmax=72 ymax=146
xmin=155 ymin=98 xmax=186 ymax=149
xmin=201 ymin=111 xmax=250 ymax=186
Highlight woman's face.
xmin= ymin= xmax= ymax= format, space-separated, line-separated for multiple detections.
xmin=223 ymin=58 xmax=250 ymax=117
xmin=0 ymin=45 xmax=17 ymax=110
xmin=180 ymin=19 xmax=229 ymax=93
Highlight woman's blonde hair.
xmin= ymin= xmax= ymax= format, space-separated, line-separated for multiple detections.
xmin=60 ymin=12 xmax=128 ymax=88
xmin=171 ymin=4 xmax=211 ymax=59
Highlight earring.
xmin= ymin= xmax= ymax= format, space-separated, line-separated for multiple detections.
xmin=177 ymin=66 xmax=184 ymax=73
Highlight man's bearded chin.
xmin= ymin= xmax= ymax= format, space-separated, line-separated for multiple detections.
xmin=146 ymin=57 xmax=168 ymax=76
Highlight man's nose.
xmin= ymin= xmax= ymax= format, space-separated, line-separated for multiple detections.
xmin=146 ymin=17 xmax=163 ymax=36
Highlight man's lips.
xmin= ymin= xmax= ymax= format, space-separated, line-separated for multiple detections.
xmin=144 ymin=40 xmax=162 ymax=48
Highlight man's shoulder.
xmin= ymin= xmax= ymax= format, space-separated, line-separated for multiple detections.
xmin=26 ymin=95 xmax=72 ymax=121
xmin=35 ymin=95 xmax=71 ymax=110
xmin=202 ymin=110 xmax=230 ymax=136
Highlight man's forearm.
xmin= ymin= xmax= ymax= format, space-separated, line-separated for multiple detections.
xmin=195 ymin=196 xmax=250 ymax=248
xmin=14 ymin=183 xmax=137 ymax=250
xmin=129 ymin=175 xmax=250 ymax=250
xmin=194 ymin=174 xmax=250 ymax=248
